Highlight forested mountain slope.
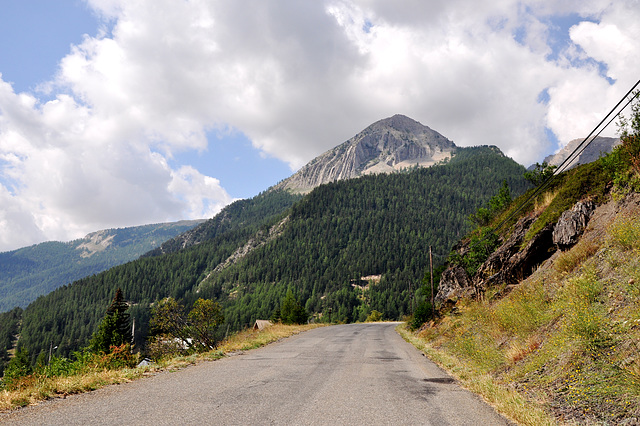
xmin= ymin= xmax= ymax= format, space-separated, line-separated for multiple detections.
xmin=0 ymin=220 xmax=204 ymax=311
xmin=13 ymin=146 xmax=530 ymax=362
xmin=144 ymin=190 xmax=302 ymax=257
xmin=201 ymin=146 xmax=529 ymax=327
xmin=150 ymin=114 xmax=453 ymax=256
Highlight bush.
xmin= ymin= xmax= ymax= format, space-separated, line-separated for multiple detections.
xmin=1 ymin=348 xmax=31 ymax=388
xmin=147 ymin=297 xmax=225 ymax=359
xmin=450 ymin=227 xmax=500 ymax=276
xmin=94 ymin=344 xmax=137 ymax=369
xmin=365 ymin=310 xmax=383 ymax=322
xmin=41 ymin=356 xmax=77 ymax=378
xmin=410 ymin=302 xmax=433 ymax=330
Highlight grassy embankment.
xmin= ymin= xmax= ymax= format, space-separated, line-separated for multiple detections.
xmin=400 ymin=203 xmax=640 ymax=425
xmin=0 ymin=323 xmax=321 ymax=412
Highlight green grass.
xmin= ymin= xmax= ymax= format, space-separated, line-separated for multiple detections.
xmin=524 ymin=161 xmax=611 ymax=245
xmin=402 ymin=212 xmax=640 ymax=423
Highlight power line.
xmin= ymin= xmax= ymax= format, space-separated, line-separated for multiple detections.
xmin=491 ymin=79 xmax=640 ymax=236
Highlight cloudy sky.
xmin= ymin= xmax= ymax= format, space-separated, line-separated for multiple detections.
xmin=0 ymin=0 xmax=638 ymax=252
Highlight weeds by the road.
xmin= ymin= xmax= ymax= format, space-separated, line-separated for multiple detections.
xmin=0 ymin=323 xmax=321 ymax=412
xmin=399 ymin=211 xmax=640 ymax=424
xmin=397 ymin=326 xmax=555 ymax=426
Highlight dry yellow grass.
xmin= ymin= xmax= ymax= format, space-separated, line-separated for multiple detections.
xmin=397 ymin=325 xmax=556 ymax=426
xmin=1 ymin=323 xmax=322 ymax=412
xmin=219 ymin=323 xmax=323 ymax=352
xmin=535 ymin=190 xmax=559 ymax=214
xmin=0 ymin=368 xmax=144 ymax=411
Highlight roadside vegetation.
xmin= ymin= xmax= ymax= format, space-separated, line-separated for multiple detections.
xmin=402 ymin=214 xmax=640 ymax=424
xmin=1 ymin=285 xmax=317 ymax=411
xmin=403 ymin=96 xmax=640 ymax=424
xmin=0 ymin=322 xmax=320 ymax=412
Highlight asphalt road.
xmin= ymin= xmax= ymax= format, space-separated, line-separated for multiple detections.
xmin=2 ymin=323 xmax=510 ymax=425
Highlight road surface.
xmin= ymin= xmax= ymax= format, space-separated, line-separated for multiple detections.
xmin=2 ymin=323 xmax=510 ymax=425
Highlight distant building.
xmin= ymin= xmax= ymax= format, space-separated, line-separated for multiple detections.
xmin=253 ymin=320 xmax=273 ymax=331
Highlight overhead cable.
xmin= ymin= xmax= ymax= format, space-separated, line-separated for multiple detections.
xmin=491 ymin=78 xmax=640 ymax=236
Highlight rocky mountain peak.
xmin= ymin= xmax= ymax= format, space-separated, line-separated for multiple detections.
xmin=275 ymin=114 xmax=456 ymax=194
xmin=537 ymin=136 xmax=620 ymax=170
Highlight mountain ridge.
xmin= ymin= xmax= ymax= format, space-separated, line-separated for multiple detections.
xmin=536 ymin=136 xmax=620 ymax=170
xmin=0 ymin=220 xmax=204 ymax=311
xmin=151 ymin=114 xmax=455 ymax=256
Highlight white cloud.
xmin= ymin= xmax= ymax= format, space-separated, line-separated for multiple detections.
xmin=169 ymin=166 xmax=234 ymax=220
xmin=0 ymin=74 xmax=231 ymax=251
xmin=1 ymin=0 xmax=639 ymax=251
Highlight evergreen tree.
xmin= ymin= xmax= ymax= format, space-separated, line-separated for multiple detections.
xmin=524 ymin=162 xmax=557 ymax=186
xmin=2 ymin=348 xmax=31 ymax=384
xmin=89 ymin=288 xmax=132 ymax=354
xmin=279 ymin=290 xmax=308 ymax=324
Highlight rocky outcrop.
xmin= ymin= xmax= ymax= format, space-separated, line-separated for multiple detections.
xmin=275 ymin=115 xmax=456 ymax=193
xmin=434 ymin=265 xmax=476 ymax=307
xmin=472 ymin=220 xmax=555 ymax=296
xmin=553 ymin=200 xmax=596 ymax=250
xmin=436 ymin=201 xmax=596 ymax=307
xmin=473 ymin=215 xmax=537 ymax=290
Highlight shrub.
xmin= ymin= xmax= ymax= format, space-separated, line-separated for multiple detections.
xmin=450 ymin=227 xmax=500 ymax=276
xmin=410 ymin=302 xmax=433 ymax=330
xmin=41 ymin=356 xmax=77 ymax=378
xmin=147 ymin=297 xmax=225 ymax=359
xmin=365 ymin=310 xmax=383 ymax=322
xmin=99 ymin=344 xmax=137 ymax=369
xmin=1 ymin=348 xmax=32 ymax=388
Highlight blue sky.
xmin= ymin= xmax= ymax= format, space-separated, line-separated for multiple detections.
xmin=0 ymin=0 xmax=638 ymax=251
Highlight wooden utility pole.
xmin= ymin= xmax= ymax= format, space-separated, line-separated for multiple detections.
xmin=429 ymin=246 xmax=435 ymax=317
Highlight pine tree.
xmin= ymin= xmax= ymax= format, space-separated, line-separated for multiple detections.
xmin=89 ymin=288 xmax=132 ymax=354
xmin=279 ymin=290 xmax=308 ymax=324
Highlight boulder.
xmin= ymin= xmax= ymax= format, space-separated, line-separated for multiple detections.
xmin=553 ymin=200 xmax=595 ymax=250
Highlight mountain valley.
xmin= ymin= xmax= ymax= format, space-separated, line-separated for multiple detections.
xmin=1 ymin=115 xmax=530 ymax=367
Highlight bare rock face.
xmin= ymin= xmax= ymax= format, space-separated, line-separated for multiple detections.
xmin=436 ymin=214 xmax=559 ymax=307
xmin=473 ymin=216 xmax=536 ymax=290
xmin=553 ymin=200 xmax=596 ymax=250
xmin=500 ymin=223 xmax=555 ymax=284
xmin=539 ymin=136 xmax=620 ymax=170
xmin=436 ymin=199 xmax=601 ymax=309
xmin=275 ymin=115 xmax=456 ymax=193
xmin=434 ymin=265 xmax=475 ymax=307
